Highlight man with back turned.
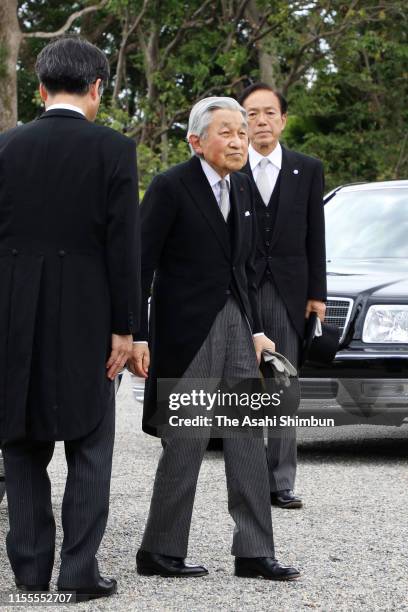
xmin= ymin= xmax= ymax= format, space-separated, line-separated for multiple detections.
xmin=0 ymin=36 xmax=140 ymax=601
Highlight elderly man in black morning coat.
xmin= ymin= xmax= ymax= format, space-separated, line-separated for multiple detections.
xmin=0 ymin=37 xmax=140 ymax=601
xmin=130 ymin=96 xmax=300 ymax=581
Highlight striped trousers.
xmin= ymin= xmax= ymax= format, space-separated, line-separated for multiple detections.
xmin=140 ymin=298 xmax=275 ymax=558
xmin=259 ymin=279 xmax=300 ymax=492
xmin=2 ymin=390 xmax=115 ymax=588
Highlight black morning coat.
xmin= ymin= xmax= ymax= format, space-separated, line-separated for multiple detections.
xmin=0 ymin=109 xmax=141 ymax=441
xmin=134 ymin=155 xmax=262 ymax=436
xmin=241 ymin=146 xmax=327 ymax=339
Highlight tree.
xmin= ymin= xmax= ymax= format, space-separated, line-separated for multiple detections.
xmin=0 ymin=0 xmax=108 ymax=132
xmin=284 ymin=0 xmax=408 ymax=186
xmin=0 ymin=0 xmax=22 ymax=132
xmin=1 ymin=0 xmax=407 ymax=189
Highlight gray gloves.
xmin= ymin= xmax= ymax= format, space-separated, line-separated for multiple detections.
xmin=262 ymin=349 xmax=297 ymax=388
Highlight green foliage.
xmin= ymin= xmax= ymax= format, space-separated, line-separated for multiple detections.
xmin=11 ymin=0 xmax=408 ymax=191
xmin=285 ymin=1 xmax=408 ymax=188
xmin=137 ymin=140 xmax=190 ymax=191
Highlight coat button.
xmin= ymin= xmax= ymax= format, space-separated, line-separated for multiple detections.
xmin=265 ymin=213 xmax=270 ymax=218
xmin=12 ymin=249 xmax=18 ymax=255
xmin=232 ymin=266 xmax=236 ymax=271
xmin=225 ymin=289 xmax=231 ymax=295
xmin=265 ymin=241 xmax=270 ymax=246
xmin=58 ymin=250 xmax=66 ymax=257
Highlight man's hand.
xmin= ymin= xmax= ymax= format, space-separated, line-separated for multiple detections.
xmin=253 ymin=334 xmax=276 ymax=365
xmin=106 ymin=334 xmax=133 ymax=381
xmin=305 ymin=299 xmax=326 ymax=322
xmin=128 ymin=343 xmax=150 ymax=379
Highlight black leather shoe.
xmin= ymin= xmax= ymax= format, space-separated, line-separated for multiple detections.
xmin=16 ymin=582 xmax=49 ymax=592
xmin=235 ymin=557 xmax=300 ymax=581
xmin=270 ymin=489 xmax=303 ymax=509
xmin=136 ymin=549 xmax=208 ymax=577
xmin=58 ymin=576 xmax=117 ymax=603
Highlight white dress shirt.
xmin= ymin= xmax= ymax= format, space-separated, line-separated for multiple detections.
xmin=199 ymin=158 xmax=230 ymax=207
xmin=46 ymin=103 xmax=85 ymax=116
xmin=249 ymin=142 xmax=282 ymax=196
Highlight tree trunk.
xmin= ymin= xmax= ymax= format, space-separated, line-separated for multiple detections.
xmin=160 ymin=105 xmax=168 ymax=165
xmin=258 ymin=47 xmax=277 ymax=87
xmin=112 ymin=13 xmax=129 ymax=105
xmin=0 ymin=0 xmax=22 ymax=132
xmin=139 ymin=23 xmax=159 ymax=145
xmin=245 ymin=0 xmax=278 ymax=88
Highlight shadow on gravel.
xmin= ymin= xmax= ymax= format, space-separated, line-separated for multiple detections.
xmin=298 ymin=432 xmax=408 ymax=463
xmin=206 ymin=425 xmax=408 ymax=463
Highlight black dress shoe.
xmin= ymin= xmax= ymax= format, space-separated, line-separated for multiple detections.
xmin=270 ymin=489 xmax=303 ymax=509
xmin=136 ymin=549 xmax=208 ymax=577
xmin=58 ymin=576 xmax=117 ymax=603
xmin=235 ymin=557 xmax=300 ymax=581
xmin=16 ymin=582 xmax=49 ymax=592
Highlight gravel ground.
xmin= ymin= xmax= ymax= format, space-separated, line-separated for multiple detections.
xmin=1 ymin=371 xmax=407 ymax=612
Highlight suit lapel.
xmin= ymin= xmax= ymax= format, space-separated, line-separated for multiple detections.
xmin=269 ymin=147 xmax=302 ymax=248
xmin=242 ymin=159 xmax=254 ymax=181
xmin=242 ymin=159 xmax=267 ymax=254
xmin=229 ymin=175 xmax=245 ymax=263
xmin=181 ymin=156 xmax=230 ymax=259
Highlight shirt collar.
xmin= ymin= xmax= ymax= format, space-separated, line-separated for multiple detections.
xmin=199 ymin=158 xmax=230 ymax=189
xmin=46 ymin=103 xmax=86 ymax=117
xmin=249 ymin=142 xmax=282 ymax=171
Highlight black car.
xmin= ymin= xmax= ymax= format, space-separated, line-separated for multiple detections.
xmin=300 ymin=180 xmax=408 ymax=426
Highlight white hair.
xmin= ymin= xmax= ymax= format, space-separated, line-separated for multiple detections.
xmin=187 ymin=96 xmax=247 ymax=156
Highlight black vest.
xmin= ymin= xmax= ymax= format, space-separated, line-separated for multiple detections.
xmin=255 ymin=172 xmax=281 ymax=283
xmin=210 ymin=189 xmax=246 ymax=312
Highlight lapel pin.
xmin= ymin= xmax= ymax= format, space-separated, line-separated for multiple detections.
xmin=293 ymin=169 xmax=299 ymax=175
xmin=245 ymin=211 xmax=251 ymax=216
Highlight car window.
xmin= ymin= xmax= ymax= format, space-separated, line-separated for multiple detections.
xmin=325 ymin=188 xmax=408 ymax=258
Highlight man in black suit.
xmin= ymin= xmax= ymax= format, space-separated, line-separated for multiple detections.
xmin=238 ymin=83 xmax=327 ymax=509
xmin=0 ymin=37 xmax=140 ymax=600
xmin=130 ymin=97 xmax=299 ymax=581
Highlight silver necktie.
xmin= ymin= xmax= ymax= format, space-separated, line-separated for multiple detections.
xmin=219 ymin=179 xmax=230 ymax=221
xmin=256 ymin=158 xmax=272 ymax=205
